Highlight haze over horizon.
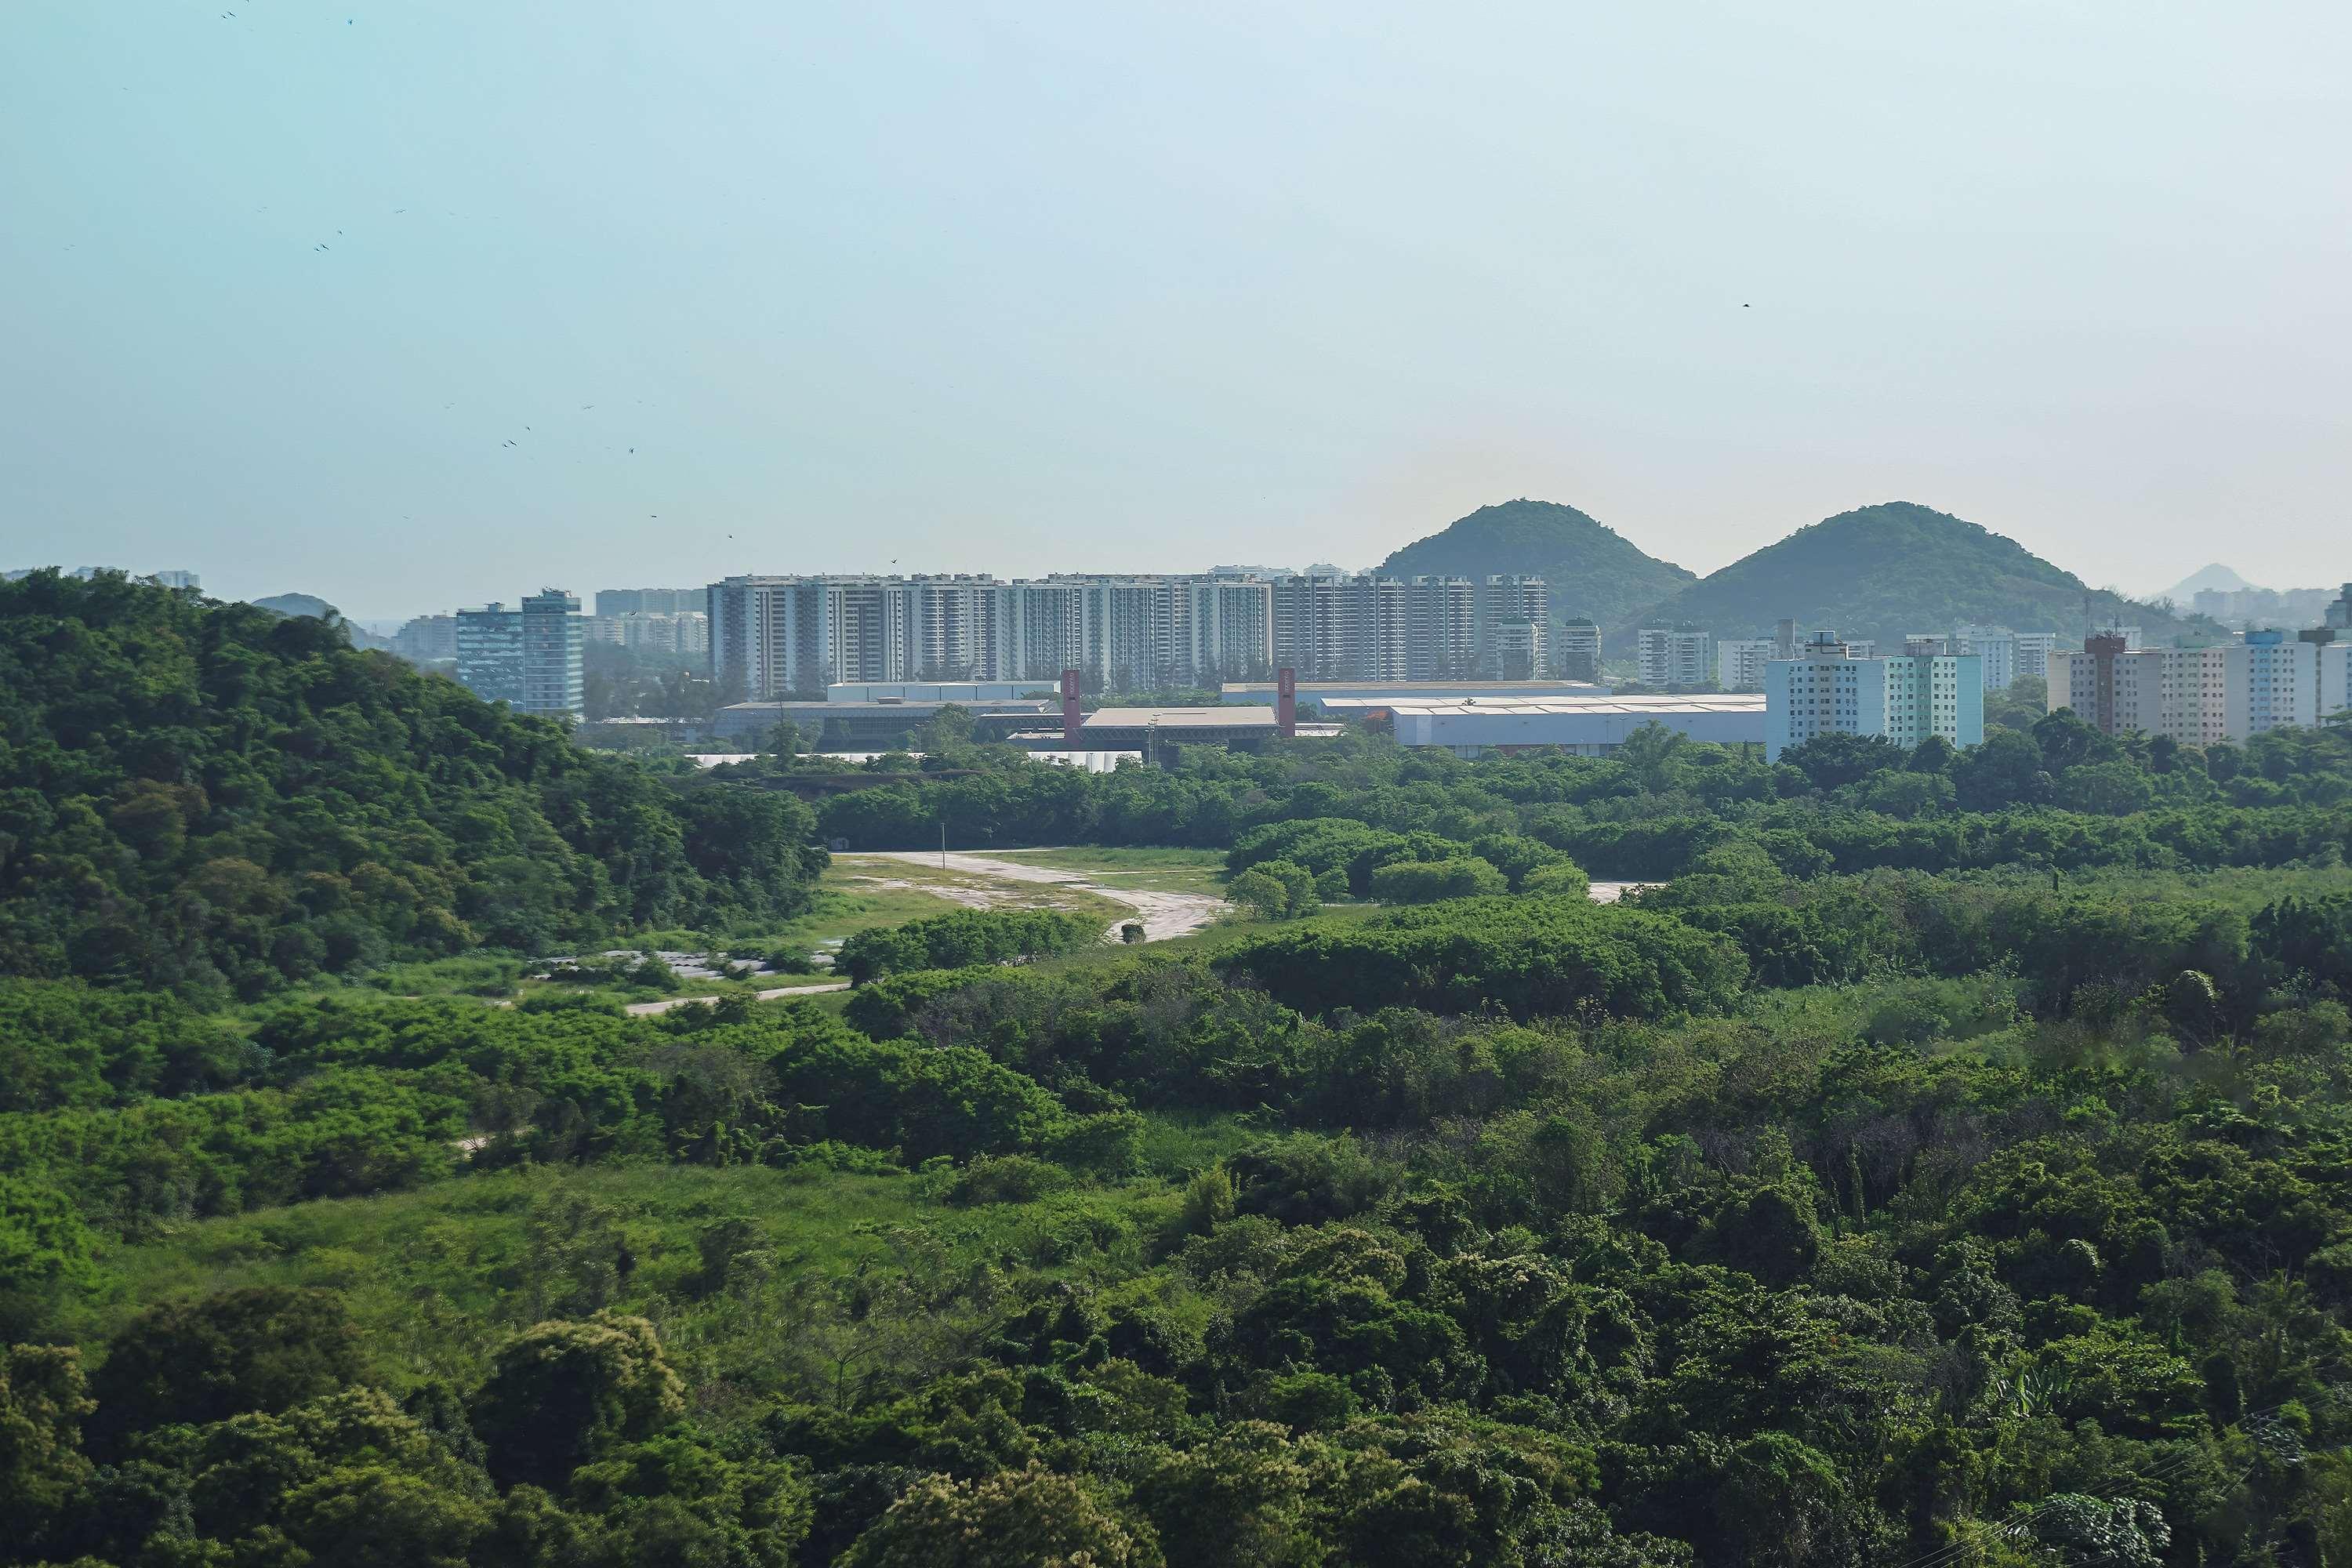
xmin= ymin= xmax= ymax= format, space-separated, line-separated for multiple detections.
xmin=5 ymin=2 xmax=2346 ymax=618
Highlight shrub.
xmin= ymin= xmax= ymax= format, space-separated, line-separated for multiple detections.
xmin=1367 ymin=858 xmax=1507 ymax=904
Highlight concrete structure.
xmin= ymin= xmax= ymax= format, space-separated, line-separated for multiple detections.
xmin=456 ymin=591 xmax=586 ymax=717
xmin=1362 ymin=694 xmax=1765 ymax=757
xmin=1079 ymin=706 xmax=1288 ymax=758
xmin=1555 ymin=619 xmax=1603 ymax=681
xmin=393 ymin=614 xmax=458 ymax=663
xmin=1269 ymin=572 xmax=1555 ymax=681
xmin=2241 ymin=629 xmax=2321 ymax=736
xmin=1764 ymin=632 xmax=1984 ymax=761
xmin=1272 ymin=574 xmax=1410 ymax=681
xmin=2321 ymin=640 xmax=2352 ymax=721
xmin=455 ymin=603 xmax=524 ymax=706
xmin=595 ymin=587 xmax=701 ymax=616
xmin=1218 ymin=677 xmax=1607 ymax=706
xmin=1489 ymin=617 xmax=1548 ymax=681
xmin=1953 ymin=624 xmax=2061 ymax=692
xmin=2049 ymin=639 xmax=2236 ymax=745
xmin=2050 ymin=626 xmax=2347 ymax=744
xmin=709 ymin=572 xmax=1274 ymax=696
xmin=826 ymin=681 xmax=1047 ymax=703
xmin=584 ymin=611 xmax=710 ymax=655
xmin=518 ymin=590 xmax=586 ymax=717
xmin=1636 ymin=628 xmax=1712 ymax=688
xmin=1716 ymin=638 xmax=1776 ymax=692
xmin=1477 ymin=576 xmax=1553 ymax=675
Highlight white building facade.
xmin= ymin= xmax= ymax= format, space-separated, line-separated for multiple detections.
xmin=1764 ymin=634 xmax=1984 ymax=761
xmin=1636 ymin=628 xmax=1713 ymax=687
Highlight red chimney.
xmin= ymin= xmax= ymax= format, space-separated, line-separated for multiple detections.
xmin=1061 ymin=669 xmax=1083 ymax=749
xmin=1276 ymin=667 xmax=1296 ymax=738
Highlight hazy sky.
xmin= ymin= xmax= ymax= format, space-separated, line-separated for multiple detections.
xmin=5 ymin=2 xmax=2347 ymax=617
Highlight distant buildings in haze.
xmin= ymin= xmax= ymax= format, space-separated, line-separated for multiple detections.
xmin=594 ymin=587 xmax=703 ymax=617
xmin=1765 ymin=630 xmax=1985 ymax=761
xmin=1635 ymin=627 xmax=1712 ymax=688
xmin=706 ymin=571 xmax=1562 ymax=699
xmin=456 ymin=589 xmax=584 ymax=718
xmin=2051 ymin=592 xmax=2352 ymax=746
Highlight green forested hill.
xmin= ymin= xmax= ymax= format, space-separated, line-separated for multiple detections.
xmin=1614 ymin=500 xmax=2217 ymax=647
xmin=1377 ymin=499 xmax=1695 ymax=626
xmin=0 ymin=572 xmax=821 ymax=999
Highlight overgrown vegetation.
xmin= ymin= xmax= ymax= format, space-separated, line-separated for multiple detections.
xmin=8 ymin=579 xmax=2352 ymax=1565
xmin=0 ymin=573 xmax=824 ymax=1001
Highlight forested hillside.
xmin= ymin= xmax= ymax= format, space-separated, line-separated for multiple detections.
xmin=1615 ymin=501 xmax=2219 ymax=647
xmin=1377 ymin=499 xmax=1695 ymax=628
xmin=9 ymin=649 xmax=2352 ymax=1564
xmin=0 ymin=572 xmax=822 ymax=1000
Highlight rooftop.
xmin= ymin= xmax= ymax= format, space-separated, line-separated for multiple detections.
xmin=1083 ymin=706 xmax=1281 ymax=728
xmin=1336 ymin=694 xmax=1766 ymax=717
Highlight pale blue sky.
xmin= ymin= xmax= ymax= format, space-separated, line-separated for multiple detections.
xmin=4 ymin=2 xmax=2346 ymax=616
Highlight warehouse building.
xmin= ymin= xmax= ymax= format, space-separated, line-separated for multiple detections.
xmin=1335 ymin=694 xmax=1766 ymax=757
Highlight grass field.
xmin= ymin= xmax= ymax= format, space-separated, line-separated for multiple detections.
xmin=68 ymin=1112 xmax=1262 ymax=1399
xmin=826 ymin=856 xmax=1134 ymax=927
xmin=985 ymin=845 xmax=1230 ymax=895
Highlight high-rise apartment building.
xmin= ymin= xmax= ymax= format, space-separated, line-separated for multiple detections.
xmin=2051 ymin=639 xmax=2235 ymax=746
xmin=456 ymin=590 xmax=584 ymax=717
xmin=1272 ymin=575 xmax=1397 ymax=681
xmin=1636 ymin=628 xmax=1712 ymax=688
xmin=595 ymin=588 xmax=701 ymax=617
xmin=393 ymin=614 xmax=458 ymax=662
xmin=1555 ymin=619 xmax=1602 ymax=682
xmin=2241 ymin=629 xmax=2320 ymax=736
xmin=709 ymin=572 xmax=1275 ymax=697
xmin=1488 ymin=618 xmax=1548 ymax=680
xmin=584 ymin=611 xmax=710 ymax=655
xmin=1951 ymin=624 xmax=2062 ymax=693
xmin=1406 ymin=576 xmax=1479 ymax=679
xmin=1715 ymin=638 xmax=1776 ymax=692
xmin=456 ymin=604 xmax=525 ymax=706
xmin=1764 ymin=632 xmax=1984 ymax=760
xmin=519 ymin=590 xmax=585 ymax=717
xmin=1476 ymin=576 xmax=1552 ymax=676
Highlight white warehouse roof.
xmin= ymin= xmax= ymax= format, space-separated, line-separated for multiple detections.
xmin=1359 ymin=694 xmax=1766 ymax=752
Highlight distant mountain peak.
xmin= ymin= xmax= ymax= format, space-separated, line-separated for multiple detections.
xmin=1377 ymin=499 xmax=1693 ymax=626
xmin=250 ymin=593 xmax=341 ymax=620
xmin=1611 ymin=500 xmax=2214 ymax=649
xmin=2163 ymin=563 xmax=2254 ymax=600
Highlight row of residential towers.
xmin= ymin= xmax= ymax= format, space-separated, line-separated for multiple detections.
xmin=706 ymin=572 xmax=1560 ymax=698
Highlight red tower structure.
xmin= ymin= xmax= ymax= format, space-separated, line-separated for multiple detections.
xmin=1276 ymin=667 xmax=1296 ymax=738
xmin=1061 ymin=669 xmax=1083 ymax=749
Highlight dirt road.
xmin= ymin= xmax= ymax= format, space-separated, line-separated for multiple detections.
xmin=848 ymin=851 xmax=1229 ymax=942
xmin=624 ymin=981 xmax=850 ymax=1016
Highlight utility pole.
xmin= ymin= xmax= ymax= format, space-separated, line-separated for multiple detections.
xmin=940 ymin=819 xmax=947 ymax=871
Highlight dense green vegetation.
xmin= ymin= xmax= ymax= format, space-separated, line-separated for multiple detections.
xmin=9 ymin=577 xmax=2352 ymax=1565
xmin=836 ymin=909 xmax=1104 ymax=985
xmin=1614 ymin=501 xmax=2223 ymax=648
xmin=1375 ymin=498 xmax=1696 ymax=630
xmin=0 ymin=573 xmax=822 ymax=1002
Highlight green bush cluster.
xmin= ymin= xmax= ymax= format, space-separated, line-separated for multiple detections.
xmin=0 ymin=574 xmax=824 ymax=1001
xmin=835 ymin=909 xmax=1101 ymax=985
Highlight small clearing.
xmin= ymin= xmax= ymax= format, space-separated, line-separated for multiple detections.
xmin=625 ymin=980 xmax=851 ymax=1017
xmin=843 ymin=851 xmax=1229 ymax=942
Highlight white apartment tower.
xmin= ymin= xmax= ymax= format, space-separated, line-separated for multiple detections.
xmin=1716 ymin=638 xmax=1776 ymax=692
xmin=1636 ymin=628 xmax=1713 ymax=688
xmin=1764 ymin=631 xmax=1984 ymax=761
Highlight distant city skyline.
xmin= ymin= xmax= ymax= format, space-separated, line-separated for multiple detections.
xmin=6 ymin=3 xmax=2347 ymax=613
